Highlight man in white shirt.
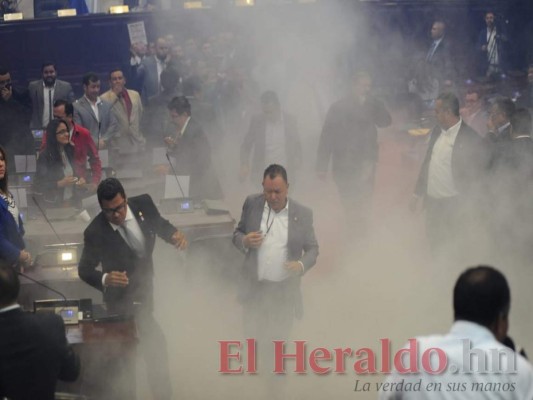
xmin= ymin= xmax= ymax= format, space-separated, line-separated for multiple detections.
xmin=410 ymin=92 xmax=490 ymax=256
xmin=477 ymin=11 xmax=509 ymax=79
xmin=233 ymin=163 xmax=319 ymax=398
xmin=380 ymin=265 xmax=533 ymax=399
xmin=28 ymin=62 xmax=74 ymax=129
xmin=73 ymin=72 xmax=118 ymax=149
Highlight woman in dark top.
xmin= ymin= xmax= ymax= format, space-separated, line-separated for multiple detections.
xmin=0 ymin=145 xmax=32 ymax=268
xmin=34 ymin=119 xmax=83 ymax=207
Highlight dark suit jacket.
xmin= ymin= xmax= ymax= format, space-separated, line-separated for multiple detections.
xmin=168 ymin=117 xmax=223 ymax=200
xmin=0 ymin=88 xmax=35 ymax=172
xmin=426 ymin=37 xmax=456 ymax=83
xmin=414 ymin=121 xmax=490 ymax=198
xmin=0 ymin=307 xmax=80 ymax=400
xmin=0 ymin=195 xmax=25 ymax=266
xmin=232 ymin=194 xmax=319 ymax=315
xmin=28 ymin=79 xmax=75 ymax=129
xmin=241 ymin=112 xmax=302 ymax=178
xmin=316 ymin=94 xmax=391 ymax=179
xmin=78 ymin=194 xmax=177 ymax=312
xmin=476 ymin=26 xmax=509 ymax=74
xmin=73 ymin=96 xmax=118 ymax=145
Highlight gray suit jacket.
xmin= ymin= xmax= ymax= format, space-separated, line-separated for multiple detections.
xmin=137 ymin=55 xmax=161 ymax=103
xmin=73 ymin=96 xmax=118 ymax=145
xmin=28 ymin=79 xmax=74 ymax=129
xmin=233 ymin=194 xmax=319 ymax=313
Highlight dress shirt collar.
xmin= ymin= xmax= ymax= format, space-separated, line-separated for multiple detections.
xmin=450 ymin=320 xmax=496 ymax=342
xmin=498 ymin=122 xmax=510 ymax=134
xmin=42 ymin=80 xmax=56 ymax=90
xmin=84 ymin=95 xmax=102 ymax=107
xmin=108 ymin=204 xmax=135 ymax=231
xmin=264 ymin=198 xmax=289 ymax=214
xmin=179 ymin=116 xmax=191 ymax=137
xmin=0 ymin=303 xmax=21 ymax=313
xmin=433 ymin=36 xmax=444 ymax=47
xmin=441 ymin=118 xmax=462 ymax=138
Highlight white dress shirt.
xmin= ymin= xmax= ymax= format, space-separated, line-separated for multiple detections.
xmin=102 ymin=205 xmax=146 ymax=286
xmin=264 ymin=115 xmax=287 ymax=167
xmin=487 ymin=28 xmax=499 ymax=66
xmin=257 ymin=200 xmax=290 ymax=282
xmin=43 ymin=82 xmax=55 ymax=128
xmin=380 ymin=321 xmax=533 ymax=399
xmin=427 ymin=119 xmax=462 ymax=198
xmin=85 ymin=96 xmax=102 ymax=122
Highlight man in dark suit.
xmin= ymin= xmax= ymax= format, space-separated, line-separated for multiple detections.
xmin=240 ymin=91 xmax=302 ymax=183
xmin=487 ymin=97 xmax=515 ymax=142
xmin=163 ymin=95 xmax=223 ymax=199
xmin=0 ymin=66 xmax=35 ymax=172
xmin=28 ymin=62 xmax=75 ymax=129
xmin=410 ymin=92 xmax=490 ymax=256
xmin=78 ymin=177 xmax=187 ymax=400
xmin=0 ymin=265 xmax=80 ymax=400
xmin=491 ymin=108 xmax=533 ymax=257
xmin=476 ymin=11 xmax=509 ymax=79
xmin=316 ymin=71 xmax=391 ymax=238
xmin=425 ymin=20 xmax=455 ymax=87
xmin=74 ymin=72 xmax=118 ymax=149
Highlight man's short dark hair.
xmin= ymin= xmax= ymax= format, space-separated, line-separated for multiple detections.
xmin=183 ymin=76 xmax=202 ymax=97
xmin=437 ymin=92 xmax=460 ymax=116
xmin=260 ymin=91 xmax=280 ymax=106
xmin=263 ymin=164 xmax=288 ymax=183
xmin=53 ymin=99 xmax=74 ymax=117
xmin=97 ymin=178 xmax=126 ymax=206
xmin=0 ymin=66 xmax=9 ymax=76
xmin=510 ymin=108 xmax=532 ymax=136
xmin=493 ymin=97 xmax=516 ymax=120
xmin=160 ymin=68 xmax=180 ymax=92
xmin=454 ymin=265 xmax=510 ymax=327
xmin=167 ymin=96 xmax=191 ymax=116
xmin=0 ymin=265 xmax=20 ymax=308
xmin=108 ymin=67 xmax=123 ymax=79
xmin=82 ymin=72 xmax=100 ymax=86
xmin=41 ymin=62 xmax=56 ymax=72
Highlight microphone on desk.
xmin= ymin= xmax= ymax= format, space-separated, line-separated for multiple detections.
xmin=165 ymin=153 xmax=187 ymax=199
xmin=31 ymin=195 xmax=69 ymax=246
xmin=17 ymin=270 xmax=67 ymax=302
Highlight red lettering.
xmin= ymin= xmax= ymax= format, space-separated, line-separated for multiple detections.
xmin=422 ymin=347 xmax=447 ymax=374
xmin=333 ymin=347 xmax=353 ymax=373
xmin=218 ymin=340 xmax=243 ymax=373
xmin=394 ymin=339 xmax=419 ymax=373
xmin=353 ymin=348 xmax=377 ymax=374
xmin=380 ymin=338 xmax=391 ymax=373
xmin=273 ymin=340 xmax=307 ymax=374
xmin=309 ymin=347 xmax=332 ymax=374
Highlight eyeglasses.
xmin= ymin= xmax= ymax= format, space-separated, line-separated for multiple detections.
xmin=102 ymin=201 xmax=127 ymax=215
xmin=56 ymin=129 xmax=69 ymax=136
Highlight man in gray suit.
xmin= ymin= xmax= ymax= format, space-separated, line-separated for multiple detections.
xmin=28 ymin=62 xmax=74 ymax=129
xmin=233 ymin=163 xmax=318 ymax=341
xmin=233 ymin=164 xmax=318 ymax=397
xmin=74 ymin=72 xmax=118 ymax=149
xmin=136 ymin=37 xmax=171 ymax=104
